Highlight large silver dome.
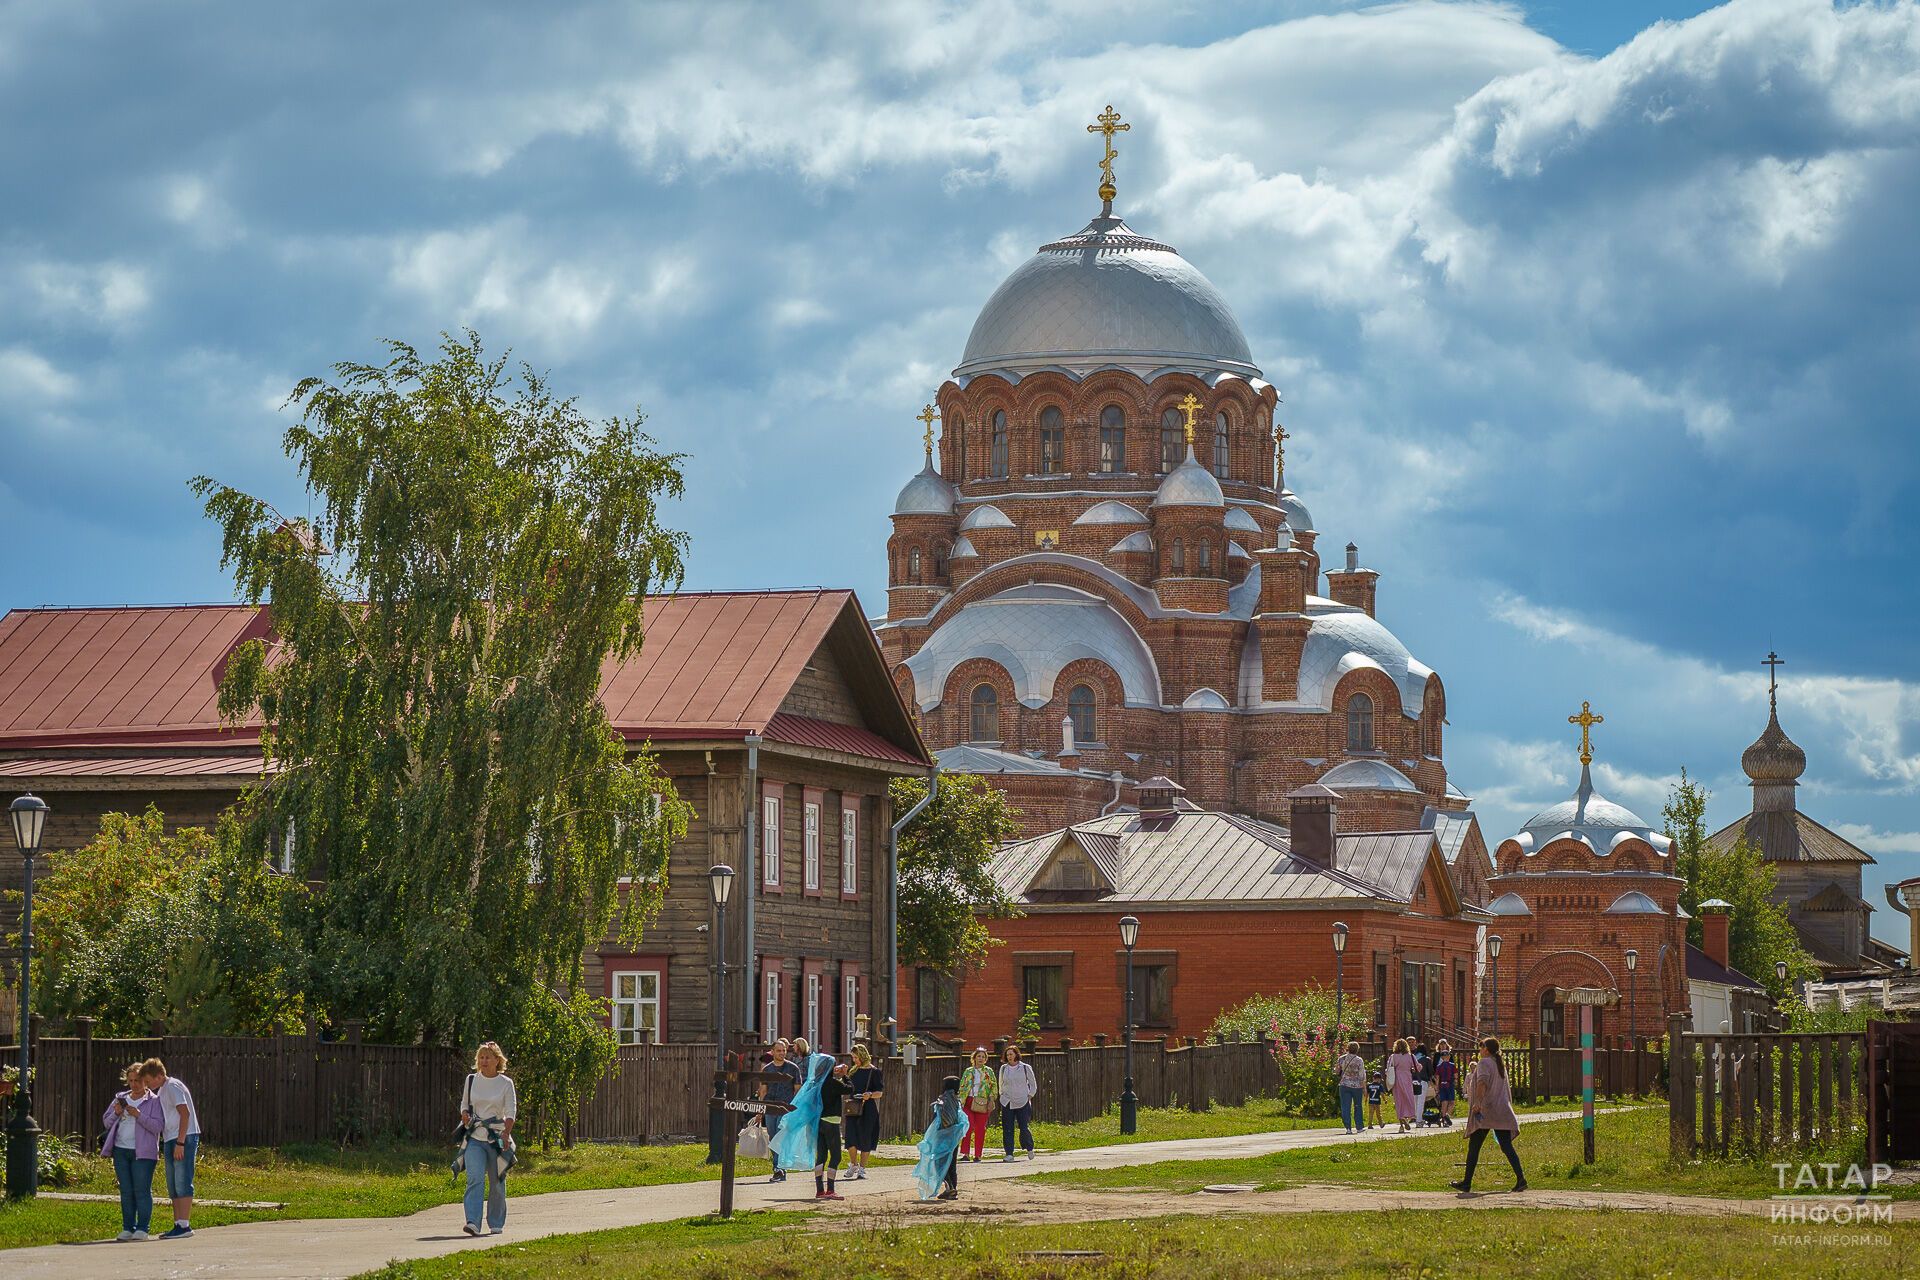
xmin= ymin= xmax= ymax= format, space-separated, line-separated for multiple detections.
xmin=955 ymin=214 xmax=1260 ymax=382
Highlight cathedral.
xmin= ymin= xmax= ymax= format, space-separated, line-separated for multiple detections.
xmin=875 ymin=111 xmax=1483 ymax=883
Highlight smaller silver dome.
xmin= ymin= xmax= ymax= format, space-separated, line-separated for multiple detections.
xmin=1319 ymin=758 xmax=1419 ymax=793
xmin=1277 ymin=488 xmax=1314 ymax=537
xmin=893 ymin=464 xmax=956 ymax=516
xmin=959 ymin=504 xmax=1015 ymax=531
xmin=1151 ymin=446 xmax=1225 ymax=509
xmin=1487 ymin=892 xmax=1534 ymax=917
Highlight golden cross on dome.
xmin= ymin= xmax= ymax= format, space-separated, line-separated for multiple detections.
xmin=1568 ymin=700 xmax=1604 ymax=767
xmin=1763 ymin=650 xmax=1785 ymax=713
xmin=1273 ymin=420 xmax=1289 ymax=485
xmin=1177 ymin=393 xmax=1202 ymax=447
xmin=1087 ymin=105 xmax=1130 ymax=204
xmin=916 ymin=403 xmax=938 ymax=461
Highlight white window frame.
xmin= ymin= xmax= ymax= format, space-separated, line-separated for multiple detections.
xmin=276 ymin=818 xmax=297 ymax=876
xmin=803 ymin=801 xmax=821 ymax=891
xmin=764 ymin=968 xmax=782 ymax=1039
xmin=610 ymin=969 xmax=661 ymax=1045
xmin=840 ymin=806 xmax=858 ymax=895
xmin=805 ymin=972 xmax=821 ymax=1048
xmin=843 ymin=974 xmax=859 ymax=1049
xmin=762 ymin=794 xmax=781 ymax=887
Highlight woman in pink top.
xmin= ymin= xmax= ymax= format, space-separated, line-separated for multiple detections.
xmin=1386 ymin=1038 xmax=1418 ymax=1132
xmin=1451 ymin=1036 xmax=1528 ymax=1193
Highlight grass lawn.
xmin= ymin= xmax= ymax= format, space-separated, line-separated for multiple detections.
xmin=0 ymin=1138 xmax=789 ymax=1252
xmin=358 ymin=1208 xmax=1914 ymax=1278
xmin=1028 ymin=1105 xmax=1907 ymax=1201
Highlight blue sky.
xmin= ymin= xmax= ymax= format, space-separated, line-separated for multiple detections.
xmin=2 ymin=1 xmax=1916 ymax=944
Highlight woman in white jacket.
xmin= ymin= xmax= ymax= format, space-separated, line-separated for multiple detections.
xmin=997 ymin=1046 xmax=1039 ymax=1162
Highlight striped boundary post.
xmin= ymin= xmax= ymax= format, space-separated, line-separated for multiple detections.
xmin=1581 ymin=1003 xmax=1596 ymax=1164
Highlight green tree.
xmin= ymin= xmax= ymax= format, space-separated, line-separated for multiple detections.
xmin=25 ymin=806 xmax=311 ymax=1036
xmin=891 ymin=773 xmax=1021 ymax=974
xmin=191 ymin=333 xmax=692 ymax=1131
xmin=1664 ymin=771 xmax=1813 ymax=1000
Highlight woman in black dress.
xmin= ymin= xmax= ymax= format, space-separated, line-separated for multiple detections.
xmin=844 ymin=1042 xmax=885 ymax=1180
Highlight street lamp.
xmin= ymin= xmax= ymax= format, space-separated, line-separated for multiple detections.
xmin=1118 ymin=915 xmax=1139 ymax=1135
xmin=7 ymin=793 xmax=47 ymax=1201
xmin=1487 ymin=934 xmax=1503 ymax=1043
xmin=706 ymin=864 xmax=735 ymax=1164
xmin=1331 ymin=922 xmax=1348 ymax=1034
xmin=1623 ymin=948 xmax=1639 ymax=1091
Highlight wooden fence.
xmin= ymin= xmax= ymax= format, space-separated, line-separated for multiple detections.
xmin=5 ymin=1022 xmax=1666 ymax=1150
xmin=1666 ymin=1022 xmax=1866 ymax=1158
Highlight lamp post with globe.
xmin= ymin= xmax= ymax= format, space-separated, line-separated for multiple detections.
xmin=1119 ymin=915 xmax=1139 ymax=1135
xmin=6 ymin=794 xmax=48 ymax=1201
xmin=1487 ymin=934 xmax=1503 ymax=1042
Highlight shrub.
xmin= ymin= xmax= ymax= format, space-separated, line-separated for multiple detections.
xmin=1209 ymin=984 xmax=1375 ymax=1118
xmin=0 ymin=1069 xmax=80 ymax=1187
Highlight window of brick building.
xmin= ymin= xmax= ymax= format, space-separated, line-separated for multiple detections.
xmin=1067 ymin=684 xmax=1097 ymax=743
xmin=1039 ymin=406 xmax=1065 ymax=474
xmin=991 ymin=410 xmax=1009 ymax=479
xmin=953 ymin=414 xmax=966 ymax=478
xmin=1138 ymin=964 xmax=1173 ymax=1027
xmin=970 ymin=683 xmax=999 ymax=742
xmin=1347 ymin=693 xmax=1375 ymax=752
xmin=1374 ymin=960 xmax=1389 ymax=1027
xmin=1171 ymin=538 xmax=1186 ymax=574
xmin=1213 ymin=411 xmax=1230 ymax=478
xmin=1198 ymin=541 xmax=1212 ymax=574
xmin=1022 ymin=965 xmax=1067 ymax=1028
xmin=1099 ymin=405 xmax=1126 ymax=472
xmin=908 ymin=547 xmax=922 ymax=583
xmin=933 ymin=541 xmax=949 ymax=578
xmin=1159 ymin=407 xmax=1183 ymax=472
xmin=916 ymin=968 xmax=959 ymax=1026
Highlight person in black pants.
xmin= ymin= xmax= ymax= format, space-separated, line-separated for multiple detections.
xmin=757 ymin=1039 xmax=803 ymax=1184
xmin=844 ymin=1043 xmax=884 ymax=1180
xmin=1452 ymin=1037 xmax=1528 ymax=1194
xmin=814 ymin=1061 xmax=851 ymax=1200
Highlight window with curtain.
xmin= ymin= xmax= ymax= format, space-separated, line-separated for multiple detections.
xmin=970 ymin=683 xmax=1000 ymax=741
xmin=611 ymin=970 xmax=661 ymax=1045
xmin=1067 ymin=684 xmax=1096 ymax=742
xmin=1039 ymin=406 xmax=1064 ymax=474
xmin=991 ymin=410 xmax=1009 ymax=478
xmin=1099 ymin=405 xmax=1126 ymax=472
xmin=1213 ymin=411 xmax=1230 ymax=478
xmin=1160 ymin=407 xmax=1184 ymax=472
xmin=1347 ymin=692 xmax=1375 ymax=752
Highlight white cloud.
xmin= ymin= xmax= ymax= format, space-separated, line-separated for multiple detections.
xmin=1832 ymin=823 xmax=1920 ymax=857
xmin=0 ymin=346 xmax=78 ymax=401
xmin=26 ymin=260 xmax=152 ymax=326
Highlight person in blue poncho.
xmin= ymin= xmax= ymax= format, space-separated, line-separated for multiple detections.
xmin=913 ymin=1074 xmax=965 ymax=1201
xmin=770 ymin=1043 xmax=834 ymax=1180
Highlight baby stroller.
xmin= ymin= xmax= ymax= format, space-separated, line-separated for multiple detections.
xmin=1420 ymin=1094 xmax=1444 ymax=1127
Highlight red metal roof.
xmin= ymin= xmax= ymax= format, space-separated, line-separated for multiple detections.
xmin=0 ymin=591 xmax=927 ymax=767
xmin=0 ymin=755 xmax=267 ymax=779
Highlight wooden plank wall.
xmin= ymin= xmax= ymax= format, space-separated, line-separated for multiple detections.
xmin=1665 ymin=1021 xmax=1869 ymax=1158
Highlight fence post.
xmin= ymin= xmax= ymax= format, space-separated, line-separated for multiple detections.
xmin=1667 ymin=1014 xmax=1690 ymax=1158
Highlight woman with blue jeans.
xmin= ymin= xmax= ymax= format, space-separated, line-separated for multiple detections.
xmin=101 ymin=1061 xmax=164 ymax=1241
xmin=457 ymin=1041 xmax=517 ymax=1236
xmin=1335 ymin=1041 xmax=1367 ymax=1134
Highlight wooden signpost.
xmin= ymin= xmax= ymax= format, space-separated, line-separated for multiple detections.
xmin=1562 ymin=986 xmax=1619 ymax=1164
xmin=710 ymin=1066 xmax=793 ymax=1219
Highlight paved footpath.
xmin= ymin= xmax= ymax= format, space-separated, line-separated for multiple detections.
xmin=0 ymin=1110 xmax=1672 ymax=1280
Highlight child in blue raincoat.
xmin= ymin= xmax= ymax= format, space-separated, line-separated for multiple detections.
xmin=770 ymin=1051 xmax=834 ymax=1175
xmin=913 ymin=1074 xmax=965 ymax=1201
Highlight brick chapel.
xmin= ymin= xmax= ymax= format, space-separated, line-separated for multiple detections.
xmin=874 ymin=111 xmax=1489 ymax=908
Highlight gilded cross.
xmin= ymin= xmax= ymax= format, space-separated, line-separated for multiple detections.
xmin=1273 ymin=420 xmax=1289 ymax=485
xmin=1568 ymin=700 xmax=1604 ymax=767
xmin=1763 ymin=650 xmax=1784 ymax=713
xmin=916 ymin=403 xmax=938 ymax=461
xmin=1087 ymin=105 xmax=1130 ymax=204
xmin=1177 ymin=392 xmax=1202 ymax=447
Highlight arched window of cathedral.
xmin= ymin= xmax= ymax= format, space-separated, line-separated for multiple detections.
xmin=1160 ymin=407 xmax=1184 ymax=473
xmin=1198 ymin=541 xmax=1212 ymax=573
xmin=908 ymin=547 xmax=922 ymax=583
xmin=991 ymin=411 xmax=1009 ymax=479
xmin=970 ymin=683 xmax=1000 ymax=742
xmin=1039 ymin=406 xmax=1065 ymax=475
xmin=950 ymin=413 xmax=965 ymax=478
xmin=1171 ymin=538 xmax=1186 ymax=574
xmin=1068 ymin=684 xmax=1097 ymax=743
xmin=933 ymin=541 xmax=950 ymax=579
xmin=1347 ymin=692 xmax=1375 ymax=753
xmin=1099 ymin=405 xmax=1126 ymax=472
xmin=1213 ymin=411 xmax=1231 ymax=479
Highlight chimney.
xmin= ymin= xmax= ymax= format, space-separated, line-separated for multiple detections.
xmin=1699 ymin=898 xmax=1732 ymax=970
xmin=1059 ymin=715 xmax=1079 ymax=759
xmin=1326 ymin=540 xmax=1379 ymax=618
xmin=1288 ymin=783 xmax=1339 ymax=869
xmin=1137 ymin=774 xmax=1185 ymax=814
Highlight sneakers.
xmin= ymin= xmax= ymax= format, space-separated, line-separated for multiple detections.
xmin=116 ymin=1231 xmax=135 ymax=1242
xmin=461 ymin=1222 xmax=481 ymax=1237
xmin=936 ymin=1188 xmax=958 ymax=1201
xmin=490 ymin=1226 xmax=505 ymax=1234
xmin=1003 ymin=1153 xmax=1019 ymax=1163
xmin=1449 ymin=1180 xmax=1472 ymax=1194
xmin=1028 ymin=1150 xmax=1037 ymax=1160
xmin=131 ymin=1231 xmax=150 ymax=1242
xmin=821 ymin=1189 xmax=843 ymax=1201
xmin=159 ymin=1225 xmax=193 ymax=1240
xmin=770 ymin=1169 xmax=787 ymax=1183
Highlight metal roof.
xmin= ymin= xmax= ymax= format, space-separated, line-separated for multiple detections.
xmin=988 ymin=806 xmax=1444 ymax=908
xmin=1686 ymin=942 xmax=1765 ymax=991
xmin=1422 ymin=807 xmax=1477 ymax=866
xmin=1319 ymin=758 xmax=1419 ymax=793
xmin=1705 ymin=807 xmax=1873 ymax=864
xmin=0 ymin=754 xmax=266 ymax=780
xmin=903 ymin=583 xmax=1162 ymax=711
xmin=0 ymin=591 xmax=928 ymax=768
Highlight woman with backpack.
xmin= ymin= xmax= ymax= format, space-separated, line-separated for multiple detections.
xmin=457 ymin=1041 xmax=518 ymax=1237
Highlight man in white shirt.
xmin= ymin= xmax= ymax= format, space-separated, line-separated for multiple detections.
xmin=140 ymin=1058 xmax=201 ymax=1239
xmin=996 ymin=1047 xmax=1039 ymax=1162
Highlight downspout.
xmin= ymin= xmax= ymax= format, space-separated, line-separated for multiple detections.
xmin=742 ymin=732 xmax=762 ymax=1037
xmin=1099 ymin=769 xmax=1126 ymax=816
xmin=888 ymin=765 xmax=940 ymax=1049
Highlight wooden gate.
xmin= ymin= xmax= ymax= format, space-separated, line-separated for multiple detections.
xmin=1867 ymin=1018 xmax=1920 ymax=1162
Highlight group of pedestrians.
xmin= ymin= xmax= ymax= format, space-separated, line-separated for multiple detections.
xmin=751 ymin=1036 xmax=886 ymax=1199
xmin=100 ymin=1057 xmax=200 ymax=1243
xmin=1332 ymin=1035 xmax=1527 ymax=1193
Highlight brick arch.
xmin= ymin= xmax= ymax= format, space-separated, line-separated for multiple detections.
xmin=1421 ymin=675 xmax=1446 ymax=758
xmin=1067 ymin=371 xmax=1158 ymax=471
xmin=1609 ymin=844 xmax=1656 ymax=873
xmin=1516 ymin=950 xmax=1616 ymax=1010
xmin=941 ymin=658 xmax=1018 ymax=741
xmin=1326 ymin=666 xmax=1403 ymax=756
xmin=1049 ymin=657 xmax=1126 ymax=744
xmin=1495 ymin=840 xmax=1528 ymax=874
xmin=1540 ymin=841 xmax=1600 ymax=872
